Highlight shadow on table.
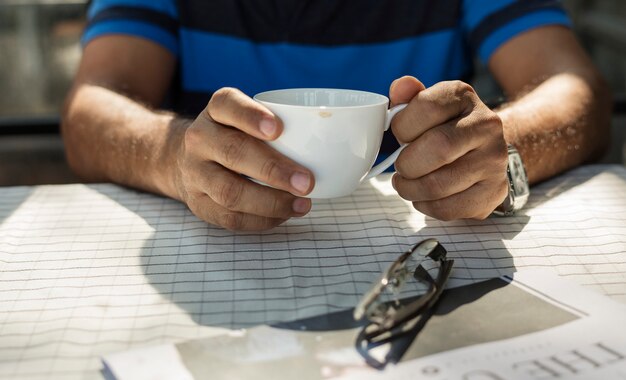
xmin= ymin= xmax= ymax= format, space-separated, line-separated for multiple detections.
xmin=91 ymin=179 xmax=531 ymax=333
xmin=131 ymin=188 xmax=421 ymax=330
xmin=269 ymin=276 xmax=567 ymax=368
xmin=0 ymin=187 xmax=33 ymax=225
xmin=175 ymin=274 xmax=581 ymax=377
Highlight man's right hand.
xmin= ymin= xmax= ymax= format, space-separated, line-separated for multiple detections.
xmin=175 ymin=87 xmax=315 ymax=231
xmin=64 ymin=36 xmax=313 ymax=231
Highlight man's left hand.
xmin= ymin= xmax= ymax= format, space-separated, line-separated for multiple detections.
xmin=389 ymin=76 xmax=509 ymax=220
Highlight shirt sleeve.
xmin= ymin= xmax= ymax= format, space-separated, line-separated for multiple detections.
xmin=82 ymin=0 xmax=179 ymax=56
xmin=462 ymin=0 xmax=572 ymax=64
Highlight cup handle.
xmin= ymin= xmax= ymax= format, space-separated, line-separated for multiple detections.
xmin=364 ymin=103 xmax=408 ymax=180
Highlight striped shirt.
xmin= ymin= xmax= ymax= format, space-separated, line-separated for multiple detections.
xmin=83 ymin=0 xmax=570 ymax=153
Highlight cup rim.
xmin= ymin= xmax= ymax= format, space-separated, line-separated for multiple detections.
xmin=253 ymin=88 xmax=390 ymax=109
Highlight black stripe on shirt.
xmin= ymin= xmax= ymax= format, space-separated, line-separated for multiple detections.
xmin=88 ymin=6 xmax=179 ymax=36
xmin=178 ymin=0 xmax=462 ymax=45
xmin=469 ymin=0 xmax=566 ymax=54
xmin=170 ymin=90 xmax=212 ymax=118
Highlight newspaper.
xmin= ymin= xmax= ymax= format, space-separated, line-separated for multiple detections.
xmin=103 ymin=271 xmax=626 ymax=380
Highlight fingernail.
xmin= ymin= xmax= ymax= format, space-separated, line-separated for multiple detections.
xmin=259 ymin=117 xmax=277 ymax=137
xmin=292 ymin=198 xmax=310 ymax=214
xmin=290 ymin=172 xmax=311 ymax=194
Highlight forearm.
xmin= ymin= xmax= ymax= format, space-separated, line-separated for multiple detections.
xmin=61 ymin=84 xmax=188 ymax=200
xmin=497 ymin=72 xmax=612 ymax=185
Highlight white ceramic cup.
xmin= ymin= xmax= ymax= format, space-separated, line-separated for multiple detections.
xmin=254 ymin=88 xmax=407 ymax=199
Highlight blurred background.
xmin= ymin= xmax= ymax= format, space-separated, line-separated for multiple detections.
xmin=0 ymin=0 xmax=625 ymax=186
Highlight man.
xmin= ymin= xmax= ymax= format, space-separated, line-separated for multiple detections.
xmin=62 ymin=0 xmax=611 ymax=231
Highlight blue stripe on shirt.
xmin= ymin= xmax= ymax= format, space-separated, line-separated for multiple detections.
xmin=179 ymin=29 xmax=470 ymax=97
xmin=82 ymin=19 xmax=179 ymax=56
xmin=478 ymin=9 xmax=570 ymax=62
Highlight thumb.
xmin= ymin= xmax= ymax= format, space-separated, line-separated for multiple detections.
xmin=389 ymin=76 xmax=426 ymax=106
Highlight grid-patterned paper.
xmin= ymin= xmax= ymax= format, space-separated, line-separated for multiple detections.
xmin=1 ymin=165 xmax=626 ymax=380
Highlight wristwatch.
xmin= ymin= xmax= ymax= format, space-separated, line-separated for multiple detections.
xmin=493 ymin=144 xmax=529 ymax=216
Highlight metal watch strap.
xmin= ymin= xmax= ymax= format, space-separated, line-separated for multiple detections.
xmin=493 ymin=144 xmax=529 ymax=216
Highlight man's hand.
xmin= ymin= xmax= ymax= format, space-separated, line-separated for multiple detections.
xmin=176 ymin=87 xmax=315 ymax=231
xmin=389 ymin=76 xmax=509 ymax=220
xmin=64 ymin=36 xmax=314 ymax=232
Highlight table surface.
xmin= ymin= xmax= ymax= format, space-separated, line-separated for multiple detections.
xmin=1 ymin=164 xmax=626 ymax=380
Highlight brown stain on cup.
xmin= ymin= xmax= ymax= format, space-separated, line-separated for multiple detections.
xmin=318 ymin=111 xmax=333 ymax=118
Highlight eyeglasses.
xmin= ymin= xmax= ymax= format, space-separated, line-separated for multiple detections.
xmin=353 ymin=238 xmax=453 ymax=367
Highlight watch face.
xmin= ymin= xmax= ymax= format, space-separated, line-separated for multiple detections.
xmin=510 ymin=154 xmax=529 ymax=197
xmin=495 ymin=146 xmax=530 ymax=216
